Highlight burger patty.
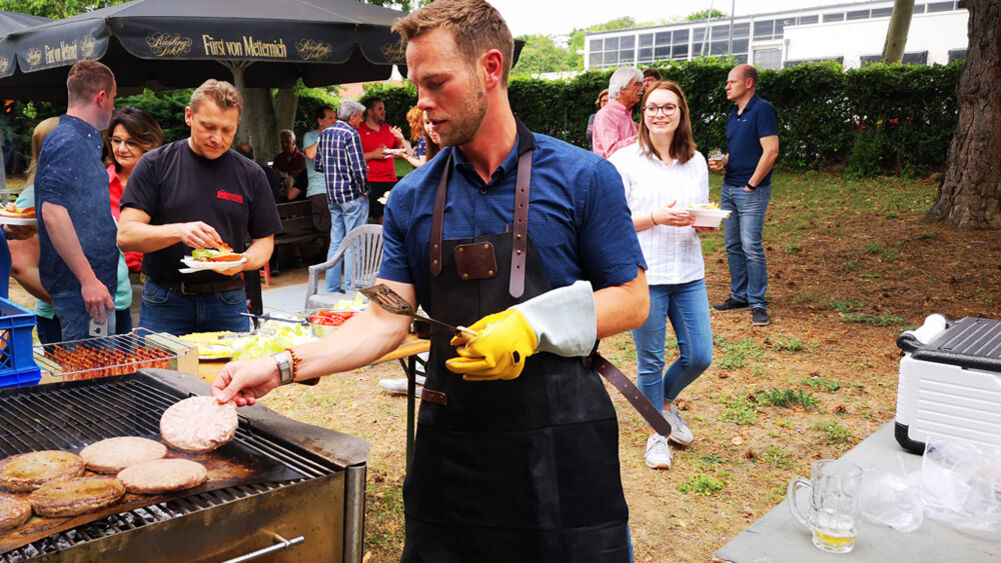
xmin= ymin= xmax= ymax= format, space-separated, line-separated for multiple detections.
xmin=117 ymin=459 xmax=208 ymax=494
xmin=80 ymin=437 xmax=168 ymax=474
xmin=29 ymin=476 xmax=125 ymax=518
xmin=0 ymin=494 xmax=32 ymax=533
xmin=0 ymin=451 xmax=85 ymax=493
xmin=160 ymin=396 xmax=238 ymax=453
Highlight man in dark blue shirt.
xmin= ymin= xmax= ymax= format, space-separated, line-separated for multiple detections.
xmin=36 ymin=60 xmax=120 ymax=341
xmin=710 ymin=64 xmax=780 ymax=327
xmin=212 ymin=1 xmax=649 ymax=559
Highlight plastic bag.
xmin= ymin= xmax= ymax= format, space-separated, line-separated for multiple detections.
xmin=920 ymin=440 xmax=1001 ymax=533
xmin=861 ymin=454 xmax=924 ymax=532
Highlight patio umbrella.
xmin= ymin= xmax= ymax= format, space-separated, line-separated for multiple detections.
xmin=0 ymin=0 xmax=406 ymax=100
xmin=0 ymin=11 xmax=51 ymax=79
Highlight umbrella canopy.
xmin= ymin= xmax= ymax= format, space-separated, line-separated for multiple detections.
xmin=0 ymin=0 xmax=406 ymax=100
xmin=0 ymin=11 xmax=52 ymax=78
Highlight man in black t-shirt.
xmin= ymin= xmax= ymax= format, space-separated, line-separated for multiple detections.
xmin=118 ymin=79 xmax=281 ymax=335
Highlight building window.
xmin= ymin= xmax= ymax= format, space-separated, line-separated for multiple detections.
xmin=913 ymin=4 xmax=926 ymax=14
xmin=731 ymin=39 xmax=749 ymax=55
xmin=823 ymin=12 xmax=845 ymax=22
xmin=621 ymin=35 xmax=635 ymax=50
xmin=710 ymin=41 xmax=729 ymax=56
xmin=753 ymin=20 xmax=774 ymax=40
xmin=590 ymin=39 xmax=602 ymax=52
xmin=711 ymin=24 xmax=730 ymax=41
xmin=655 ymin=31 xmax=671 ymax=46
xmin=654 ymin=46 xmax=671 ymax=60
xmin=754 ymin=48 xmax=782 ymax=70
xmin=901 ymin=51 xmax=928 ymax=65
xmin=639 ymin=34 xmax=653 ymax=48
xmin=732 ymin=23 xmax=750 ymax=39
xmin=673 ymin=29 xmax=689 ymax=44
xmin=926 ymin=2 xmax=955 ymax=13
xmin=604 ymin=37 xmax=619 ymax=51
xmin=798 ymin=15 xmax=819 ymax=25
xmin=638 ymin=47 xmax=653 ymax=62
xmin=774 ymin=17 xmax=796 ymax=37
xmin=846 ymin=10 xmax=870 ymax=20
xmin=603 ymin=51 xmax=618 ymax=65
xmin=589 ymin=53 xmax=602 ymax=67
xmin=733 ymin=54 xmax=748 ymax=64
xmin=947 ymin=48 xmax=966 ymax=62
xmin=672 ymin=44 xmax=689 ymax=59
xmin=871 ymin=7 xmax=893 ymax=17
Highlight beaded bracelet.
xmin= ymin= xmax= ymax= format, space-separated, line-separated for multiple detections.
xmin=284 ymin=347 xmax=302 ymax=382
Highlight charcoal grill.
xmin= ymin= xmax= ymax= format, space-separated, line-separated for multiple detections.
xmin=0 ymin=368 xmax=370 ymax=562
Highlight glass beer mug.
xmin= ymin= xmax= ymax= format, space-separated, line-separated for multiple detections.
xmin=787 ymin=458 xmax=863 ymax=553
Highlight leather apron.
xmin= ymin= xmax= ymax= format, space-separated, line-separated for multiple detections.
xmin=400 ymin=132 xmax=630 ymax=563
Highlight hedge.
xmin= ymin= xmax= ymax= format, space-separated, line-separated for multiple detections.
xmin=3 ymin=59 xmax=962 ymax=178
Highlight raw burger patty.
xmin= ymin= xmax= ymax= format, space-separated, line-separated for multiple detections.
xmin=0 ymin=451 xmax=85 ymax=493
xmin=80 ymin=437 xmax=168 ymax=474
xmin=0 ymin=494 xmax=32 ymax=533
xmin=160 ymin=396 xmax=238 ymax=453
xmin=117 ymin=459 xmax=208 ymax=494
xmin=29 ymin=476 xmax=125 ymax=518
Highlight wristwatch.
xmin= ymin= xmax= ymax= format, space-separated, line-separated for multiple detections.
xmin=272 ymin=351 xmax=293 ymax=386
xmin=745 ymin=182 xmax=758 ymax=191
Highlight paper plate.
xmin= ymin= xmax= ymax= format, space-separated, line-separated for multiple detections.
xmin=179 ymin=256 xmax=247 ymax=273
xmin=0 ymin=215 xmax=36 ymax=225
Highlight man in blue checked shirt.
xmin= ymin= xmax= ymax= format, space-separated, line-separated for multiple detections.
xmin=314 ymin=99 xmax=368 ymax=293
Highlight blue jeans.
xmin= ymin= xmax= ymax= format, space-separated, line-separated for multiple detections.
xmin=326 ymin=196 xmax=369 ymax=292
xmin=37 ymin=308 xmax=131 ymax=345
xmin=138 ymin=280 xmax=250 ymax=336
xmin=50 ymin=289 xmax=116 ymax=342
xmin=631 ymin=279 xmax=713 ymax=409
xmin=721 ymin=183 xmax=771 ymax=309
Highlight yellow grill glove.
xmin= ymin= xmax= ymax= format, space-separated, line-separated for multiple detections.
xmin=445 ymin=309 xmax=539 ymax=381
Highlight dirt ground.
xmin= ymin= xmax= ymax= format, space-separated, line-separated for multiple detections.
xmin=6 ymin=170 xmax=999 ymax=561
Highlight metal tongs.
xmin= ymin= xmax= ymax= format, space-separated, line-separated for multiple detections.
xmin=360 ymin=284 xmax=477 ymax=340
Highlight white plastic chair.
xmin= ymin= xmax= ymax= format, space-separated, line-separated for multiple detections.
xmin=305 ymin=224 xmax=383 ymax=310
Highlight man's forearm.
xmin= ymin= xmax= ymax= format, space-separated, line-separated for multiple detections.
xmin=241 ymin=236 xmax=274 ymax=271
xmin=118 ymin=220 xmax=184 ymax=253
xmin=41 ymin=202 xmax=101 ymax=287
xmin=748 ymin=136 xmax=780 ymax=187
xmin=594 ymin=267 xmax=649 ymax=338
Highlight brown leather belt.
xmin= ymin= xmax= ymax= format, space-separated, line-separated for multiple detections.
xmin=588 ymin=352 xmax=673 ymax=438
xmin=152 ymin=278 xmax=245 ymax=296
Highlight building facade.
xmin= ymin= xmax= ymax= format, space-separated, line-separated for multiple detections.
xmin=584 ymin=1 xmax=968 ymax=71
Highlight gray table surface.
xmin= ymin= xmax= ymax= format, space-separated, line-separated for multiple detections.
xmin=714 ymin=422 xmax=1001 ymax=563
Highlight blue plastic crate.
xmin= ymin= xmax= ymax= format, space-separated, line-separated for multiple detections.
xmin=0 ymin=297 xmax=41 ymax=388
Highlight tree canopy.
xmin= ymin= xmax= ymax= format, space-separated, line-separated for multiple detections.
xmin=512 ymin=34 xmax=573 ymax=78
xmin=686 ymin=9 xmax=727 ymax=21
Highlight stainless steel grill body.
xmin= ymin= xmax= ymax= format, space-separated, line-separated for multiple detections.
xmin=0 ymin=368 xmax=370 ymax=562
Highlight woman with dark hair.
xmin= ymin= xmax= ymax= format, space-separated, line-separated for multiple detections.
xmin=609 ymin=81 xmax=714 ymax=470
xmin=400 ymin=105 xmax=441 ymax=168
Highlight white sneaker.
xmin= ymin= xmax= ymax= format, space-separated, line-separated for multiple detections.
xmin=379 ymin=375 xmax=426 ymax=397
xmin=644 ymin=435 xmax=672 ymax=469
xmin=664 ymin=405 xmax=694 ymax=445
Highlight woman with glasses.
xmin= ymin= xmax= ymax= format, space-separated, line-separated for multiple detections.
xmin=609 ymin=81 xmax=714 ymax=470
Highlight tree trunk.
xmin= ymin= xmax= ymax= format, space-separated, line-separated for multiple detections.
xmin=928 ymin=0 xmax=1001 ymax=229
xmin=274 ymin=87 xmax=299 ymax=137
xmin=241 ymin=88 xmax=279 ymax=164
xmin=881 ymin=0 xmax=915 ymax=64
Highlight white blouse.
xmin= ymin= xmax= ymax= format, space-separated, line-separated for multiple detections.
xmin=609 ymin=142 xmax=709 ymax=286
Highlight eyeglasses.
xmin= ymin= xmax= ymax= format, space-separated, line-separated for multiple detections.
xmin=644 ymin=104 xmax=678 ymax=116
xmin=111 ymin=137 xmax=141 ymax=151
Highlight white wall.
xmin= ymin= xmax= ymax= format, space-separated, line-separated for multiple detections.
xmin=784 ymin=11 xmax=968 ymax=68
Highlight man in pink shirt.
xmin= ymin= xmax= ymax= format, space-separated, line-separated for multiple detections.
xmin=592 ymin=66 xmax=644 ymax=158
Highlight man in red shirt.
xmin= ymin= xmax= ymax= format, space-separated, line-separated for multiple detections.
xmin=358 ymin=97 xmax=403 ymax=223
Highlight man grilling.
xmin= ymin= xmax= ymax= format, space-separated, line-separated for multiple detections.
xmin=212 ymin=1 xmax=649 ymax=560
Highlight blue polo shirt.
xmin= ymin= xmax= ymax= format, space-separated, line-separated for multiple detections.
xmin=724 ymin=94 xmax=778 ymax=187
xmin=380 ymin=119 xmax=646 ymax=314
xmin=36 ymin=115 xmax=118 ymax=299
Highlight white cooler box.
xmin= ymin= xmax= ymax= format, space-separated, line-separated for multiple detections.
xmin=895 ymin=314 xmax=1001 ymax=454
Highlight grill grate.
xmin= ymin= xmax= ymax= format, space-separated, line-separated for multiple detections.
xmin=0 ymin=373 xmax=337 ymax=561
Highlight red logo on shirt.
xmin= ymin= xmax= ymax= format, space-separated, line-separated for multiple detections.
xmin=217 ymin=190 xmax=243 ymax=203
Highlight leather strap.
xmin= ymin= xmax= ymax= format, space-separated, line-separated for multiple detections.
xmin=509 ymin=151 xmax=531 ymax=298
xmin=430 ymin=159 xmax=448 ymax=276
xmin=589 ymin=352 xmax=672 ymax=438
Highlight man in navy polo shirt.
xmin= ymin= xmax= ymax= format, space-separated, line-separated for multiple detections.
xmin=710 ymin=64 xmax=779 ymax=327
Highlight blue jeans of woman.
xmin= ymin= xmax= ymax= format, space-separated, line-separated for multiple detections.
xmin=631 ymin=279 xmax=713 ymax=410
xmin=721 ymin=183 xmax=771 ymax=309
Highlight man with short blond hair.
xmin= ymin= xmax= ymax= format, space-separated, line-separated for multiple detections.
xmin=118 ymin=79 xmax=281 ymax=335
xmin=593 ymin=65 xmax=643 ymax=157
xmin=36 ymin=59 xmax=122 ymax=341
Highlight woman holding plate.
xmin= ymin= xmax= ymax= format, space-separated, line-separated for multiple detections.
xmin=609 ymin=81 xmax=715 ymax=470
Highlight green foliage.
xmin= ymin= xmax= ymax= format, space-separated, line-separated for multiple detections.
xmin=771 ymin=337 xmax=806 ymax=352
xmin=0 ymin=0 xmax=128 ymax=19
xmin=761 ymin=445 xmax=795 ymax=468
xmin=361 ymin=0 xmax=432 ymax=11
xmin=359 ymin=81 xmax=419 ymax=138
xmin=784 ymin=243 xmax=802 ymax=254
xmin=679 ymin=474 xmax=725 ymax=496
xmin=116 ymin=89 xmax=192 ymax=143
xmin=814 ymin=420 xmax=856 ymax=445
xmin=825 ymin=299 xmax=864 ymax=314
xmin=715 ymin=336 xmax=767 ymax=370
xmin=755 ymin=388 xmax=819 ymax=411
xmin=718 ymin=394 xmax=760 ymax=425
xmin=840 ymin=312 xmax=907 ymax=326
xmin=802 ymin=376 xmax=842 ymax=393
xmin=686 ymin=9 xmax=727 ymax=21
xmin=512 ymin=35 xmax=573 ymax=78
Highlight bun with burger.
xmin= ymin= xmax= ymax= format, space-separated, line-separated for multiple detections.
xmin=190 ymin=244 xmax=243 ymax=262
